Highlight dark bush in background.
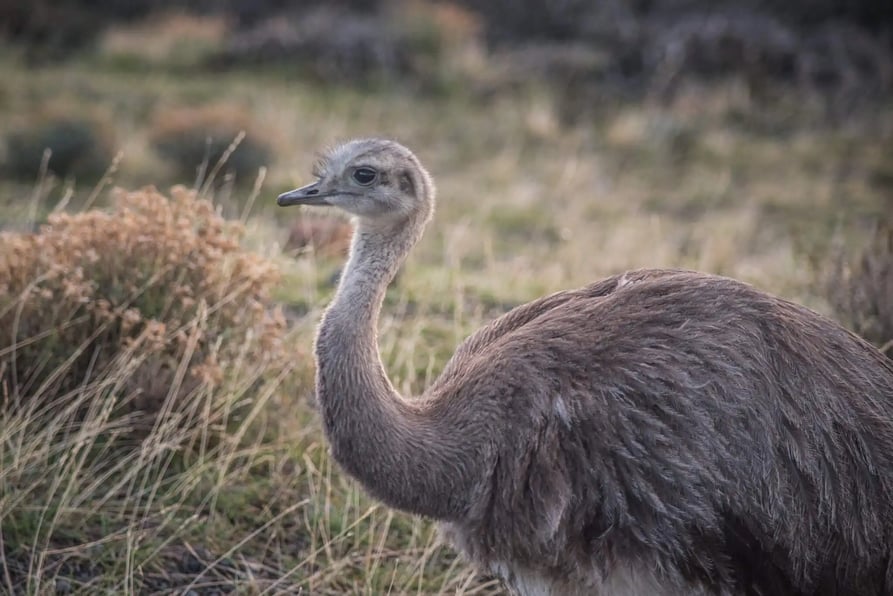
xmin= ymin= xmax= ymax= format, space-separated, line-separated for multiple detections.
xmin=1 ymin=0 xmax=890 ymax=103
xmin=0 ymin=0 xmax=374 ymax=56
xmin=470 ymin=0 xmax=891 ymax=112
xmin=0 ymin=0 xmax=158 ymax=56
xmin=209 ymin=2 xmax=479 ymax=88
xmin=1 ymin=111 xmax=116 ymax=181
xmin=211 ymin=6 xmax=415 ymax=81
xmin=460 ymin=0 xmax=893 ymax=44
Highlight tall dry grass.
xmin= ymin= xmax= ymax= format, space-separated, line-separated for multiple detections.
xmin=0 ymin=182 xmax=497 ymax=594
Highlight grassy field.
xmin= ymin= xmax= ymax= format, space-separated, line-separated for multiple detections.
xmin=0 ymin=24 xmax=891 ymax=595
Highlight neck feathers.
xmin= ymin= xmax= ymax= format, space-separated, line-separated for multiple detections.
xmin=306 ymin=163 xmax=490 ymax=522
xmin=314 ymin=209 xmax=428 ymax=433
xmin=323 ymin=212 xmax=425 ymax=339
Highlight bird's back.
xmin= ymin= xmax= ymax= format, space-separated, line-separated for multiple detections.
xmin=430 ymin=269 xmax=893 ymax=594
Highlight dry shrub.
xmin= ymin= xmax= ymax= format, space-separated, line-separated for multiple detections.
xmin=149 ymin=104 xmax=273 ymax=184
xmin=1 ymin=107 xmax=116 ymax=181
xmin=823 ymin=221 xmax=893 ymax=356
xmin=0 ymin=186 xmax=289 ymax=427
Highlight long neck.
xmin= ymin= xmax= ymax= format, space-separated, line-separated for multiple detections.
xmin=314 ymin=213 xmax=486 ymax=521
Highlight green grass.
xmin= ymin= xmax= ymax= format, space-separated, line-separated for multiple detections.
xmin=0 ymin=38 xmax=891 ymax=594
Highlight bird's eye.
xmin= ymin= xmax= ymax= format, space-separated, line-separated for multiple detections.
xmin=352 ymin=167 xmax=377 ymax=186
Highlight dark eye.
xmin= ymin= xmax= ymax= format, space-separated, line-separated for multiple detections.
xmin=352 ymin=167 xmax=377 ymax=185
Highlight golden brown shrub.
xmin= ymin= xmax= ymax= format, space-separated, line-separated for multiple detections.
xmin=0 ymin=186 xmax=288 ymax=423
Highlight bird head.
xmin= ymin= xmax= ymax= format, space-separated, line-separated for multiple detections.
xmin=277 ymin=138 xmax=435 ymax=226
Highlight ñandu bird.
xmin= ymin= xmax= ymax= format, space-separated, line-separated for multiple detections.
xmin=278 ymin=138 xmax=893 ymax=596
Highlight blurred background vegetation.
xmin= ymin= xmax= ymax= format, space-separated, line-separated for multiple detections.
xmin=0 ymin=0 xmax=891 ymax=593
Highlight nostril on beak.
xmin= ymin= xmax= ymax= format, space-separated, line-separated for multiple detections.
xmin=306 ymin=188 xmax=319 ymax=196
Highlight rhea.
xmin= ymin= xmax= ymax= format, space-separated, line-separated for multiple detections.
xmin=278 ymin=138 xmax=893 ymax=595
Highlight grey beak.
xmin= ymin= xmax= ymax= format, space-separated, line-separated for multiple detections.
xmin=277 ymin=181 xmax=332 ymax=207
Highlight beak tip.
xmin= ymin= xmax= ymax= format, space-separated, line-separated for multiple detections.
xmin=277 ymin=190 xmax=304 ymax=207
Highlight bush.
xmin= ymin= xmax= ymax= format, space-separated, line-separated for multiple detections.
xmin=0 ymin=0 xmax=368 ymax=59
xmin=464 ymin=0 xmax=891 ymax=110
xmin=149 ymin=104 xmax=273 ymax=185
xmin=822 ymin=221 xmax=893 ymax=355
xmin=211 ymin=8 xmax=414 ymax=81
xmin=1 ymin=110 xmax=116 ymax=181
xmin=0 ymin=186 xmax=289 ymax=428
xmin=210 ymin=2 xmax=481 ymax=89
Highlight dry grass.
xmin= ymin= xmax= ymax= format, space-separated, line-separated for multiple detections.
xmin=0 ymin=44 xmax=890 ymax=594
xmin=0 ymin=353 xmax=496 ymax=593
xmin=0 ymin=185 xmax=498 ymax=594
xmin=821 ymin=220 xmax=893 ymax=356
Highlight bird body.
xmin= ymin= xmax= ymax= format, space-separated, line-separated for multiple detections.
xmin=278 ymin=139 xmax=893 ymax=595
xmin=438 ymin=268 xmax=893 ymax=595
